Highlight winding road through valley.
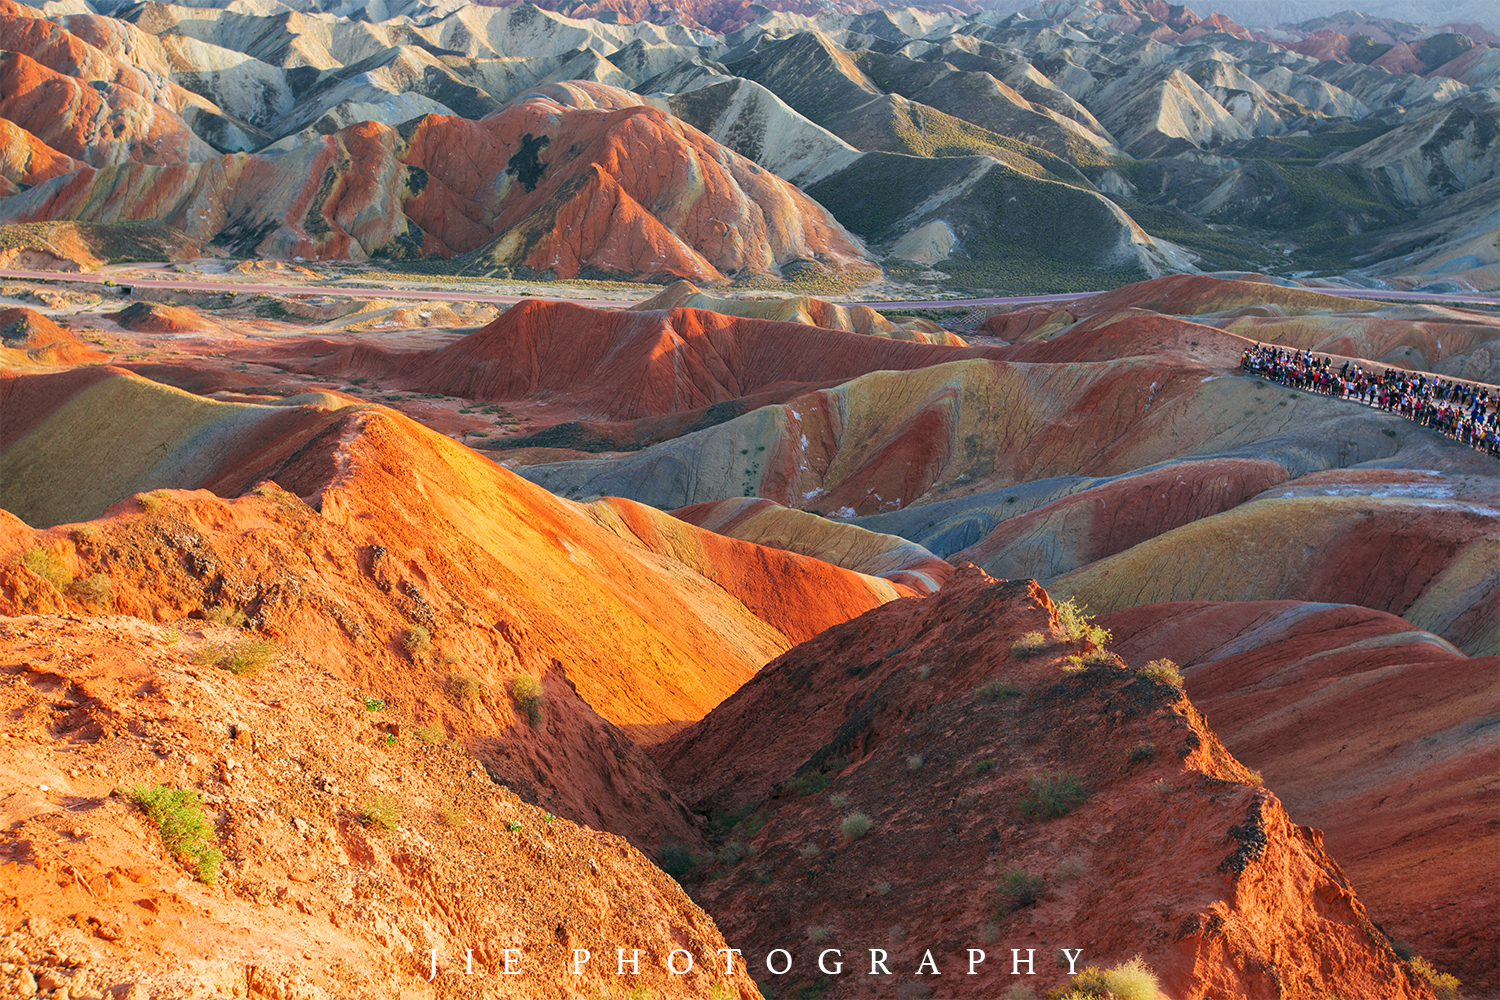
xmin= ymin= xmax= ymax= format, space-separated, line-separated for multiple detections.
xmin=1 ymin=268 xmax=1495 ymax=312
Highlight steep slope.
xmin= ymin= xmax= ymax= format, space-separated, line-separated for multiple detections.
xmin=663 ymin=77 xmax=863 ymax=187
xmin=0 ymin=367 xmax=907 ymax=755
xmin=1 ymin=84 xmax=875 ymax=281
xmin=652 ymin=566 xmax=1436 ymax=1000
xmin=1099 ymin=599 xmax=1499 ymax=997
xmin=0 ymin=611 xmax=764 ymax=1000
xmin=1050 ymin=493 xmax=1500 ymax=656
xmin=672 ymin=496 xmax=952 ymax=592
xmin=1327 ymin=90 xmax=1500 ymax=207
xmin=260 ymin=299 xmax=996 ymax=421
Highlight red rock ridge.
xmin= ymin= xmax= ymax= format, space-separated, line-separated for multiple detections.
xmin=1099 ymin=599 xmax=1499 ymax=997
xmin=653 ymin=566 xmax=1436 ymax=999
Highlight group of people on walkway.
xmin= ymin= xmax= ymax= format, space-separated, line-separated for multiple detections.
xmin=1240 ymin=344 xmax=1500 ymax=457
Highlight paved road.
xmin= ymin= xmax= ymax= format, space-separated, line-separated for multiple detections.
xmin=0 ymin=269 xmax=638 ymax=310
xmin=2 ymin=268 xmax=1495 ymax=311
xmin=858 ymin=288 xmax=1500 ymax=309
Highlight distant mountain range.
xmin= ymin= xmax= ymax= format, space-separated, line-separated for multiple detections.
xmin=1 ymin=0 xmax=1495 ymax=291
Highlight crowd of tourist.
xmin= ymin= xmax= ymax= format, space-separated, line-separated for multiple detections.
xmin=1240 ymin=345 xmax=1500 ymax=457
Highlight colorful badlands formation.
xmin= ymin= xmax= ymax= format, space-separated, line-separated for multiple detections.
xmin=2 ymin=0 xmax=1499 ymax=993
xmin=0 ymin=268 xmax=1496 ymax=999
xmin=0 ymin=0 xmax=1496 ymax=290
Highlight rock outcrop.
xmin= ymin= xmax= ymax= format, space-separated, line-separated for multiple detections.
xmin=653 ymin=566 xmax=1437 ymax=1000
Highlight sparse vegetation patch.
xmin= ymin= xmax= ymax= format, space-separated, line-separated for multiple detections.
xmin=508 ymin=675 xmax=545 ymax=727
xmin=840 ymin=811 xmax=872 ymax=840
xmin=126 ymin=784 xmax=223 ymax=884
xmin=360 ymin=793 xmax=402 ymax=832
xmin=1015 ymin=771 xmax=1089 ymax=822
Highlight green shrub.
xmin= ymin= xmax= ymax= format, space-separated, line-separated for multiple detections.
xmin=906 ymin=754 xmax=924 ymax=771
xmin=790 ymin=772 xmax=832 ymax=796
xmin=402 ymin=625 xmax=431 ymax=653
xmin=1411 ymin=956 xmax=1461 ymax=999
xmin=137 ymin=492 xmax=163 ymax=512
xmin=658 ymin=841 xmax=698 ymax=880
xmin=806 ymin=926 xmax=829 ymax=943
xmin=441 ymin=805 xmax=467 ymax=828
xmin=205 ymin=604 xmax=247 ymax=628
xmin=996 ymin=867 xmax=1041 ymax=912
xmin=1015 ymin=771 xmax=1089 ymax=822
xmin=66 ymin=572 xmax=112 ymax=606
xmin=1140 ymin=659 xmax=1184 ymax=690
xmin=508 ymin=675 xmax=545 ymax=727
xmin=1128 ymin=742 xmax=1156 ymax=763
xmin=840 ymin=812 xmax=872 ymax=840
xmin=1011 ymin=632 xmax=1048 ymax=658
xmin=414 ymin=724 xmax=443 ymax=744
xmin=1047 ymin=956 xmax=1159 ymax=1000
xmin=360 ymin=794 xmax=402 ymax=832
xmin=1054 ymin=598 xmax=1090 ymax=640
xmin=19 ymin=547 xmax=70 ymax=590
xmin=448 ymin=674 xmax=483 ymax=703
xmin=221 ymin=639 xmax=277 ymax=675
xmin=976 ymin=680 xmax=1021 ymax=701
xmin=126 ymin=785 xmax=222 ymax=884
xmin=717 ymin=841 xmax=750 ymax=864
xmin=192 ymin=638 xmax=276 ymax=674
xmin=828 ymin=793 xmax=849 ymax=808
xmin=969 ymin=759 xmax=996 ymax=775
xmin=1055 ymin=599 xmax=1111 ymax=646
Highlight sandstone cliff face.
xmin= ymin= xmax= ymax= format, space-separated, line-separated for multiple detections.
xmin=653 ymin=567 xmax=1436 ymax=1000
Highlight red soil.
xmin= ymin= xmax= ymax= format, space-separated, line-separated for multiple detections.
xmin=652 ymin=567 xmax=1436 ymax=1000
xmin=257 ymin=300 xmax=1003 ymax=421
xmin=0 ymin=307 xmax=105 ymax=365
xmin=954 ymin=458 xmax=1290 ymax=580
xmin=0 ymin=612 xmax=764 ymax=1000
xmin=0 ymin=118 xmax=83 ymax=189
xmin=113 ymin=301 xmax=222 ymax=334
xmin=1098 ymin=600 xmax=1499 ymax=996
xmin=0 ymin=50 xmax=207 ymax=168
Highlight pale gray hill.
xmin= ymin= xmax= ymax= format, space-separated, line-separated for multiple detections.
xmin=805 ymin=150 xmax=1184 ymax=288
xmin=1352 ymin=176 xmax=1500 ymax=292
xmin=907 ymin=35 xmax=1116 ymax=138
xmin=635 ymin=56 xmax=735 ymax=94
xmin=1431 ymin=44 xmax=1500 ymax=89
xmin=1253 ymin=64 xmax=1369 ymax=117
xmin=1090 ymin=64 xmax=1252 ymax=156
xmin=725 ymin=30 xmax=885 ymax=126
xmin=1185 ymin=59 xmax=1292 ymax=136
xmin=1201 ymin=1 xmax=1500 ymax=28
xmin=1308 ymin=59 xmax=1473 ymax=110
xmin=665 ymin=79 xmax=862 ymax=186
xmin=858 ymin=49 xmax=1119 ymax=162
xmin=1328 ymin=90 xmax=1500 ymax=206
xmin=262 ymin=91 xmax=455 ymax=150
